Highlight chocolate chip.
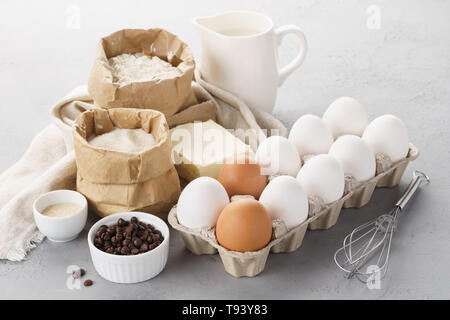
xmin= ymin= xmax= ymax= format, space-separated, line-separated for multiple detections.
xmin=140 ymin=243 xmax=148 ymax=252
xmin=133 ymin=238 xmax=142 ymax=248
xmin=72 ymin=270 xmax=81 ymax=279
xmin=93 ymin=216 xmax=163 ymax=256
xmin=72 ymin=268 xmax=86 ymax=279
xmin=84 ymin=279 xmax=93 ymax=287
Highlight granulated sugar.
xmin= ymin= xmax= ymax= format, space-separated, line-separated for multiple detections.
xmin=88 ymin=128 xmax=156 ymax=153
xmin=109 ymin=53 xmax=181 ymax=86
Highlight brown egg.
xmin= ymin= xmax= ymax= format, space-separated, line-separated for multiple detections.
xmin=217 ymin=159 xmax=268 ymax=199
xmin=216 ymin=198 xmax=272 ymax=252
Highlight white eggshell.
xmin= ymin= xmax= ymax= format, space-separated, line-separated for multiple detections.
xmin=362 ymin=114 xmax=409 ymax=163
xmin=177 ymin=177 xmax=230 ymax=229
xmin=328 ymin=135 xmax=376 ymax=181
xmin=296 ymin=154 xmax=344 ymax=204
xmin=259 ymin=176 xmax=308 ymax=229
xmin=256 ymin=136 xmax=301 ymax=177
xmin=288 ymin=114 xmax=333 ymax=157
xmin=323 ymin=97 xmax=369 ymax=138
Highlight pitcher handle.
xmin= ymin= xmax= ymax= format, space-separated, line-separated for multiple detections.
xmin=275 ymin=25 xmax=308 ymax=87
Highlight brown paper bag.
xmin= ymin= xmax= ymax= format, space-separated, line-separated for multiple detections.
xmin=73 ymin=108 xmax=181 ymax=218
xmin=88 ymin=28 xmax=196 ymax=117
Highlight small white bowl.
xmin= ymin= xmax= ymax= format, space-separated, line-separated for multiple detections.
xmin=33 ymin=190 xmax=88 ymax=242
xmin=87 ymin=212 xmax=169 ymax=284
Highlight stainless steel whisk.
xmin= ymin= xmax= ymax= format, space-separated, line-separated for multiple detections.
xmin=334 ymin=170 xmax=430 ymax=283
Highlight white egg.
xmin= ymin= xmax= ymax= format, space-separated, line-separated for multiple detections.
xmin=328 ymin=135 xmax=376 ymax=181
xmin=296 ymin=154 xmax=344 ymax=204
xmin=259 ymin=176 xmax=308 ymax=229
xmin=177 ymin=177 xmax=229 ymax=229
xmin=362 ymin=114 xmax=409 ymax=163
xmin=255 ymin=136 xmax=301 ymax=177
xmin=323 ymin=97 xmax=369 ymax=138
xmin=288 ymin=114 xmax=333 ymax=157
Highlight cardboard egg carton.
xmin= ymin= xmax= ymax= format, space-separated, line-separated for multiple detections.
xmin=308 ymin=144 xmax=419 ymax=230
xmin=168 ymin=207 xmax=310 ymax=277
xmin=168 ymin=144 xmax=419 ymax=277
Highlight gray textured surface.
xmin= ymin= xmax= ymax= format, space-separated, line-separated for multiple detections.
xmin=0 ymin=0 xmax=449 ymax=299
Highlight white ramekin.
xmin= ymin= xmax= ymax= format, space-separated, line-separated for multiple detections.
xmin=87 ymin=212 xmax=169 ymax=284
xmin=33 ymin=190 xmax=88 ymax=242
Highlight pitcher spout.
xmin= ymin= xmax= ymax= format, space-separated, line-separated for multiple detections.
xmin=193 ymin=11 xmax=274 ymax=38
xmin=192 ymin=14 xmax=222 ymax=37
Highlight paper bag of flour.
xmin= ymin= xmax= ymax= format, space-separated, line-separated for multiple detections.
xmin=73 ymin=108 xmax=181 ymax=218
xmin=88 ymin=28 xmax=197 ymax=117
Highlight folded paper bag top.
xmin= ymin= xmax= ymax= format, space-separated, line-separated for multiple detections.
xmin=88 ymin=28 xmax=197 ymax=117
xmin=73 ymin=108 xmax=175 ymax=185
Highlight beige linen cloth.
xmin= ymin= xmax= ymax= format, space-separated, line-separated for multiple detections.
xmin=0 ymin=80 xmax=287 ymax=261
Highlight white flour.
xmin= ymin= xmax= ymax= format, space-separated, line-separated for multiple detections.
xmin=109 ymin=53 xmax=181 ymax=86
xmin=88 ymin=128 xmax=156 ymax=153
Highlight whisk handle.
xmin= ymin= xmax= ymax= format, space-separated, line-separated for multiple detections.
xmin=396 ymin=170 xmax=430 ymax=210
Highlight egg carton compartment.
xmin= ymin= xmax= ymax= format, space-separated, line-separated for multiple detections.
xmin=178 ymin=232 xmax=218 ymax=255
xmin=308 ymin=144 xmax=419 ymax=230
xmin=168 ymin=207 xmax=311 ymax=277
xmin=307 ymin=198 xmax=346 ymax=230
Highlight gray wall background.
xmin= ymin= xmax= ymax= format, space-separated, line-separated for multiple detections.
xmin=0 ymin=0 xmax=449 ymax=299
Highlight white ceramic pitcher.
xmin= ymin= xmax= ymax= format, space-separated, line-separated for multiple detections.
xmin=193 ymin=11 xmax=308 ymax=113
